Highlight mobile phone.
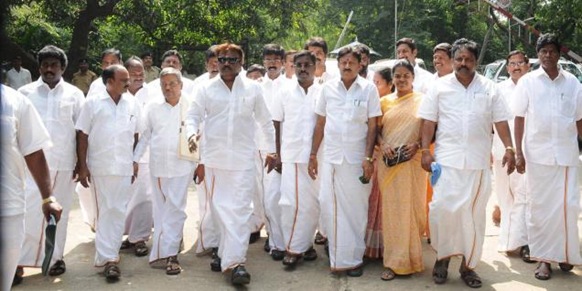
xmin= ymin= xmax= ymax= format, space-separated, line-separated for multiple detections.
xmin=359 ymin=175 xmax=369 ymax=184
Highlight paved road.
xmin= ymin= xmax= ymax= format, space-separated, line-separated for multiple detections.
xmin=13 ymin=182 xmax=582 ymax=291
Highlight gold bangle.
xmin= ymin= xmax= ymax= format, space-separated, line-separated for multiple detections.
xmin=42 ymin=196 xmax=56 ymax=205
xmin=365 ymin=156 xmax=374 ymax=162
xmin=419 ymin=148 xmax=430 ymax=153
xmin=505 ymin=146 xmax=515 ymax=154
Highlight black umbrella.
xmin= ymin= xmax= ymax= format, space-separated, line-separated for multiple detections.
xmin=41 ymin=214 xmax=57 ymax=276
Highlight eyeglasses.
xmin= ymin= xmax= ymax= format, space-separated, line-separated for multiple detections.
xmin=508 ymin=61 xmax=527 ymax=67
xmin=217 ymin=57 xmax=240 ymax=64
xmin=294 ymin=62 xmax=314 ymax=69
xmin=264 ymin=58 xmax=282 ymax=64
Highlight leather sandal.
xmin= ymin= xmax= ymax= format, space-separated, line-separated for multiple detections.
xmin=104 ymin=262 xmax=120 ymax=282
xmin=534 ymin=262 xmax=552 ymax=280
xmin=48 ymin=260 xmax=66 ymax=276
xmin=432 ymin=258 xmax=449 ymax=284
xmin=166 ymin=256 xmax=181 ymax=275
xmin=134 ymin=241 xmax=149 ymax=257
xmin=460 ymin=270 xmax=482 ymax=288
xmin=559 ymin=262 xmax=574 ymax=272
xmin=381 ymin=268 xmax=396 ymax=281
xmin=519 ymin=245 xmax=535 ymax=263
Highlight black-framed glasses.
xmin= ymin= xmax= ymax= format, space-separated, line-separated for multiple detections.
xmin=218 ymin=57 xmax=240 ymax=64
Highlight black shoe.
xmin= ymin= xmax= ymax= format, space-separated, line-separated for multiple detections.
xmin=12 ymin=267 xmax=24 ymax=286
xmin=210 ymin=248 xmax=221 ymax=272
xmin=282 ymin=254 xmax=300 ymax=267
xmin=263 ymin=236 xmax=271 ymax=252
xmin=314 ymin=231 xmax=327 ymax=245
xmin=271 ymin=249 xmax=285 ymax=261
xmin=249 ymin=231 xmax=260 ymax=244
xmin=231 ymin=265 xmax=251 ymax=285
xmin=303 ymin=247 xmax=318 ymax=261
xmin=346 ymin=266 xmax=363 ymax=277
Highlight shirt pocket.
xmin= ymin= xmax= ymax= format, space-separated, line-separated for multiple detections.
xmin=471 ymin=92 xmax=490 ymax=114
xmin=58 ymin=101 xmax=75 ymax=123
xmin=558 ymin=94 xmax=576 ymax=119
xmin=349 ymin=98 xmax=368 ymax=122
xmin=238 ymin=94 xmax=256 ymax=116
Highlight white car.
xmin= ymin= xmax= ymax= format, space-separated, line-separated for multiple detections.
xmin=488 ymin=58 xmax=582 ymax=83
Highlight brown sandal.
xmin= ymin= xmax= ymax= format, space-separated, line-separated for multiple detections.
xmin=134 ymin=241 xmax=149 ymax=257
xmin=166 ymin=256 xmax=182 ymax=275
xmin=534 ymin=262 xmax=552 ymax=280
xmin=381 ymin=268 xmax=396 ymax=281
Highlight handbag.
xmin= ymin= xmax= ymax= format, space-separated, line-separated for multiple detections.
xmin=178 ymin=99 xmax=199 ymax=162
xmin=382 ymin=145 xmax=411 ymax=167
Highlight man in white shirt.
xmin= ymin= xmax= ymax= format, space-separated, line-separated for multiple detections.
xmin=191 ymin=47 xmax=221 ymax=259
xmin=5 ymin=56 xmax=32 ymax=89
xmin=119 ymin=56 xmax=155 ymax=257
xmin=283 ymin=50 xmax=297 ymax=80
xmin=513 ymin=33 xmax=582 ymax=280
xmin=1 ymin=84 xmax=63 ymax=290
xmin=432 ymin=43 xmax=454 ymax=79
xmin=76 ymin=64 xmax=141 ymax=282
xmin=148 ymin=50 xmax=197 ymax=97
xmin=86 ymin=48 xmax=123 ymax=99
xmin=17 ymin=45 xmax=84 ymax=280
xmin=492 ymin=50 xmax=532 ymax=262
xmin=418 ymin=38 xmax=515 ymax=288
xmin=256 ymin=43 xmax=287 ymax=259
xmin=396 ymin=38 xmax=432 ymax=93
xmin=186 ymin=42 xmax=276 ymax=285
xmin=354 ymin=43 xmax=374 ymax=81
xmin=193 ymin=46 xmax=219 ymax=86
xmin=271 ymin=50 xmax=322 ymax=268
xmin=305 ymin=37 xmax=337 ymax=84
xmin=308 ymin=46 xmax=381 ymax=277
xmin=134 ymin=67 xmax=197 ymax=275
xmin=79 ymin=48 xmax=123 ymax=233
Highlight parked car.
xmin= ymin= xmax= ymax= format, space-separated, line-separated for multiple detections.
xmin=487 ymin=58 xmax=582 ymax=83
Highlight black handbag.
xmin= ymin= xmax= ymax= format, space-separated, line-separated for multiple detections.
xmin=382 ymin=145 xmax=411 ymax=167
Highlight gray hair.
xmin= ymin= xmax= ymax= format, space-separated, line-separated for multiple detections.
xmin=159 ymin=67 xmax=182 ymax=82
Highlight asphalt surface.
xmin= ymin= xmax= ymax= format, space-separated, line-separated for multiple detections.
xmin=13 ymin=177 xmax=582 ymax=291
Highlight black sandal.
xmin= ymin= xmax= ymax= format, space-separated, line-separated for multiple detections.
xmin=460 ymin=270 xmax=482 ymax=288
xmin=104 ymin=262 xmax=120 ymax=282
xmin=48 ymin=260 xmax=66 ymax=276
xmin=519 ymin=245 xmax=535 ymax=263
xmin=432 ymin=259 xmax=449 ymax=284
xmin=558 ymin=262 xmax=574 ymax=272
xmin=134 ymin=241 xmax=149 ymax=257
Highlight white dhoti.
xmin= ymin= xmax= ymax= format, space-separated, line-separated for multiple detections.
xmin=207 ymin=167 xmax=254 ymax=271
xmin=249 ymin=151 xmax=267 ymax=233
xmin=149 ymin=173 xmax=192 ymax=263
xmin=92 ymin=175 xmax=132 ymax=266
xmin=1 ymin=214 xmax=24 ymax=291
xmin=526 ymin=162 xmax=582 ymax=264
xmin=280 ymin=163 xmax=320 ymax=254
xmin=320 ymin=161 xmax=370 ymax=271
xmin=195 ymin=175 xmax=220 ymax=254
xmin=124 ymin=163 xmax=153 ymax=243
xmin=430 ymin=166 xmax=491 ymax=269
xmin=493 ymin=160 xmax=528 ymax=252
xmin=76 ymin=182 xmax=97 ymax=231
xmin=19 ymin=170 xmax=75 ymax=267
xmin=264 ymin=168 xmax=284 ymax=252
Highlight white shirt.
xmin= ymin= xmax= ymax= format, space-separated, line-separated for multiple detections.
xmin=492 ymin=78 xmax=518 ymax=160
xmin=75 ymin=92 xmax=142 ymax=176
xmin=18 ymin=78 xmax=84 ymax=170
xmin=512 ymin=68 xmax=582 ymax=167
xmin=271 ymin=82 xmax=323 ymax=163
xmin=315 ymin=76 xmax=382 ymax=164
xmin=127 ymin=85 xmax=161 ymax=164
xmin=418 ymin=73 xmax=512 ymax=170
xmin=186 ymin=75 xmax=275 ymax=171
xmin=193 ymin=72 xmax=218 ymax=86
xmin=255 ymin=74 xmax=288 ymax=151
xmin=86 ymin=77 xmax=106 ymax=99
xmin=1 ymin=85 xmax=52 ymax=216
xmin=134 ymin=96 xmax=196 ymax=177
xmin=413 ymin=65 xmax=433 ymax=94
xmin=6 ymin=67 xmax=32 ymax=90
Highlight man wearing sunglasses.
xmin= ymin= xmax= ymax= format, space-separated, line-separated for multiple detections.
xmin=186 ymin=42 xmax=277 ymax=285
